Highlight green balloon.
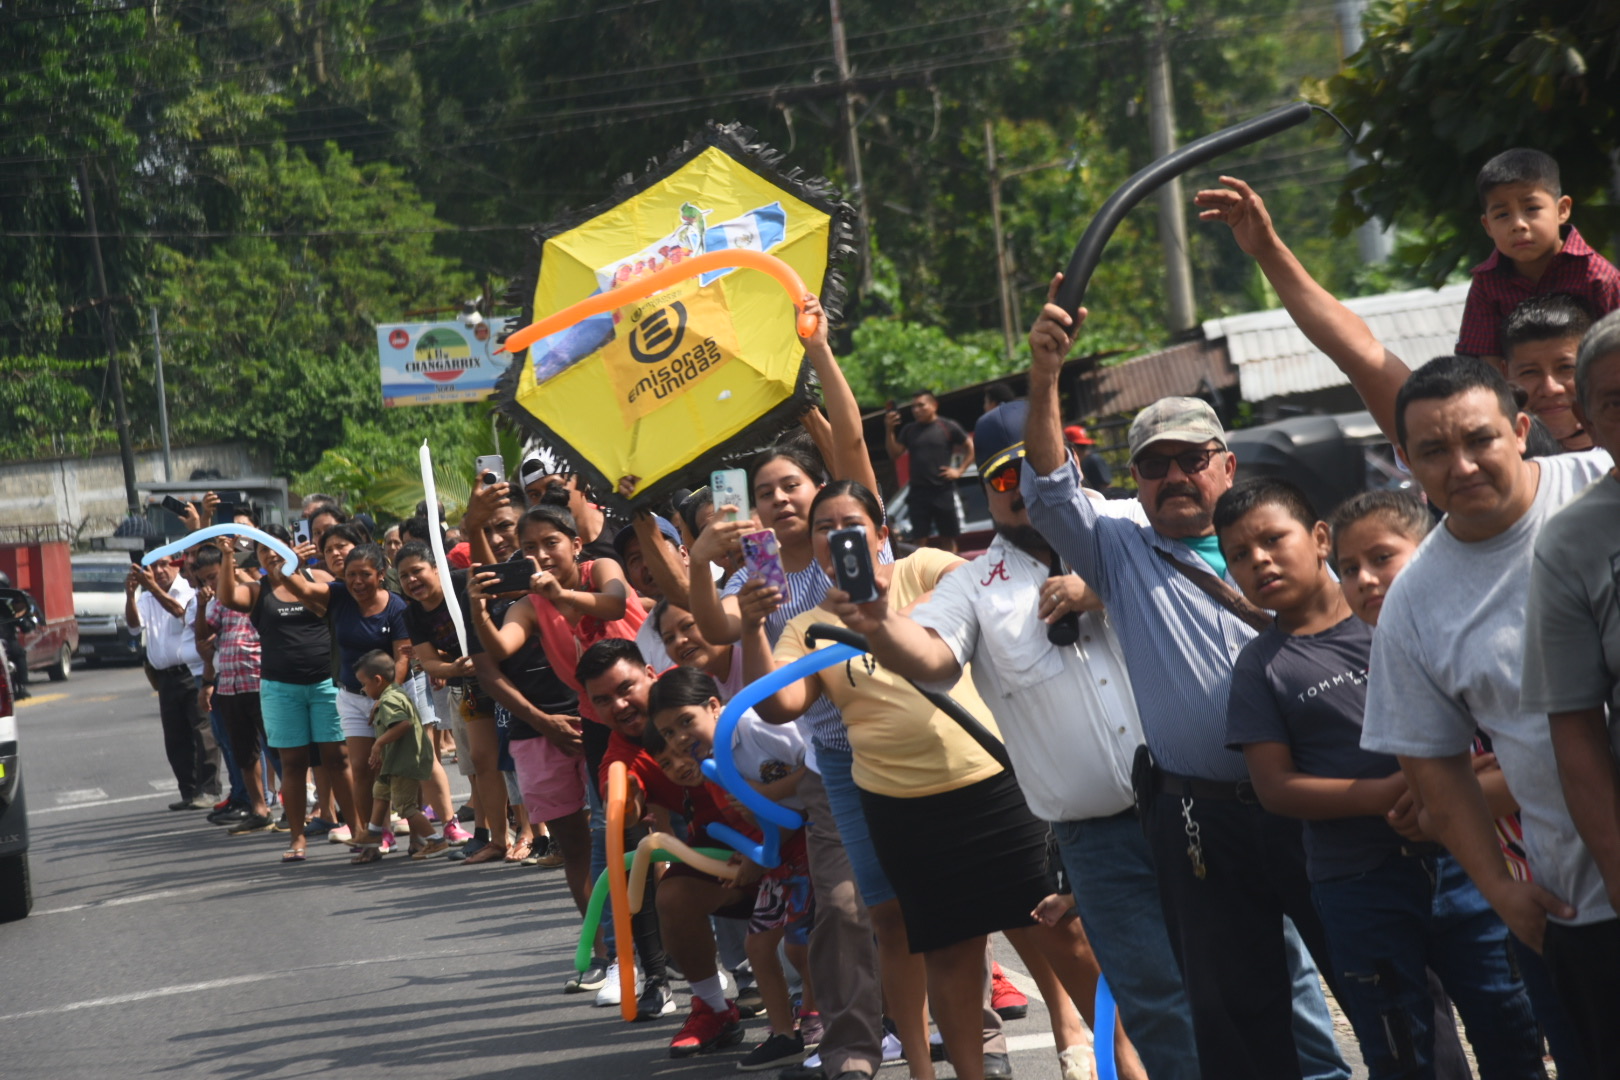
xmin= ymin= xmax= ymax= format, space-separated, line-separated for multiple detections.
xmin=575 ymin=847 xmax=735 ymax=972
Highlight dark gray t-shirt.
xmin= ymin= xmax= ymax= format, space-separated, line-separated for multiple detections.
xmin=1227 ymin=615 xmax=1404 ymax=882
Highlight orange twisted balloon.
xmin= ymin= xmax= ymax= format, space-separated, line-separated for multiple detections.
xmin=605 ymin=761 xmax=637 ymax=1021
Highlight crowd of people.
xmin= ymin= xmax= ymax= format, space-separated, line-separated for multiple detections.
xmin=119 ymin=147 xmax=1620 ymax=1080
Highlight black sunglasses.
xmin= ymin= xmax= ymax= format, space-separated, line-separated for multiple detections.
xmin=1134 ymin=447 xmax=1222 ymax=481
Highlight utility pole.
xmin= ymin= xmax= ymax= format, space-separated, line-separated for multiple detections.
xmin=1145 ymin=2 xmax=1198 ymax=334
xmin=1333 ymin=0 xmax=1392 ymax=264
xmin=829 ymin=0 xmax=873 ymax=294
xmin=984 ymin=121 xmax=1019 ymax=359
xmin=150 ymin=308 xmax=173 ymax=482
xmin=76 ymin=160 xmax=140 ymax=517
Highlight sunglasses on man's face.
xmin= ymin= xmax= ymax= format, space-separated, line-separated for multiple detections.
xmin=1134 ymin=447 xmax=1222 ymax=481
xmin=985 ymin=463 xmax=1022 ymax=493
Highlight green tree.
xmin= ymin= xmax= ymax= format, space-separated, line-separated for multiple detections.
xmin=1320 ymin=0 xmax=1620 ymax=285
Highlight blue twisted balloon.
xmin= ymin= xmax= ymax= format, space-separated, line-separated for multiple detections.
xmin=700 ymin=641 xmax=862 ymax=867
xmin=1095 ymin=974 xmax=1117 ymax=1080
xmin=142 ymin=524 xmax=298 ymax=571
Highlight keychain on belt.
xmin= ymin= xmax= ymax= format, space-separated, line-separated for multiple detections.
xmin=1181 ymin=797 xmax=1206 ymax=880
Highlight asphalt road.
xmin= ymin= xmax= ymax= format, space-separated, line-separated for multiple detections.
xmin=2 ymin=663 xmax=1087 ymax=1080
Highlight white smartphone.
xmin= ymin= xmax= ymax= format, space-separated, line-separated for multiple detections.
xmin=474 ymin=454 xmax=505 ymax=487
xmin=292 ymin=519 xmax=312 ymax=546
xmin=710 ymin=468 xmax=750 ymax=524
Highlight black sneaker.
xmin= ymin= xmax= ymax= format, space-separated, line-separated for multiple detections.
xmin=737 ymin=1031 xmax=806 ymax=1071
xmin=635 ymin=978 xmax=675 ymax=1021
xmin=228 ymin=813 xmax=275 ymax=835
xmin=455 ymin=803 xmax=476 ymax=823
xmin=447 ymin=836 xmax=488 ymax=862
xmin=209 ymin=806 xmax=251 ymax=826
xmin=566 ymin=956 xmax=611 ymax=994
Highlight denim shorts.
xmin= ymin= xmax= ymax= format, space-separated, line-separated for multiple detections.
xmin=813 ymin=743 xmax=896 ymax=908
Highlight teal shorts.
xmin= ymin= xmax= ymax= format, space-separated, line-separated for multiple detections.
xmin=260 ymin=678 xmax=343 ymax=748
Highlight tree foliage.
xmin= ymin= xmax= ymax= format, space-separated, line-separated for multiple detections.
xmin=1321 ymin=0 xmax=1620 ymax=285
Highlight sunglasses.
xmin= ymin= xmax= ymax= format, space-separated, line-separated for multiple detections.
xmin=1134 ymin=447 xmax=1222 ymax=481
xmin=985 ymin=463 xmax=1022 ymax=493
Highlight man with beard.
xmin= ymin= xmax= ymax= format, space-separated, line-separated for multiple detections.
xmin=828 ymin=400 xmax=1200 ymax=1080
xmin=1017 ymin=280 xmax=1347 ymax=1080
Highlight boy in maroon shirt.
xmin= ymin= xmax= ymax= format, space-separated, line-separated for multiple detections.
xmin=1456 ymin=147 xmax=1620 ymax=365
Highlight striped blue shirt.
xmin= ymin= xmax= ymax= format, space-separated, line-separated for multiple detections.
xmin=1023 ymin=459 xmax=1258 ymax=781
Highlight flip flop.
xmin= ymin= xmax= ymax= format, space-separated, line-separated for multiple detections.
xmin=282 ymin=848 xmax=307 ymax=863
xmin=350 ymin=847 xmax=383 ymax=865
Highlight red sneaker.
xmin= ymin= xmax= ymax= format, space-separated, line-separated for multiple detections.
xmin=991 ymin=962 xmax=1029 ymax=1021
xmin=669 ymin=997 xmax=744 ymax=1058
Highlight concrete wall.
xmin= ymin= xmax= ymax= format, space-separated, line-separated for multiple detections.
xmin=0 ymin=443 xmax=273 ymax=534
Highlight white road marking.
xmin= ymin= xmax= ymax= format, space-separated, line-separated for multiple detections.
xmin=34 ymin=877 xmax=281 ymax=915
xmin=0 ymin=948 xmax=475 ymax=1022
xmin=33 ymin=792 xmax=170 ymax=815
xmin=1008 ymin=1032 xmax=1063 ymax=1052
xmin=149 ymin=780 xmax=175 ymax=791
xmin=53 ymin=787 xmax=108 ymax=804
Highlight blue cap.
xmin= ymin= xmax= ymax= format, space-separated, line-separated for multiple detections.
xmin=975 ymin=400 xmax=1029 ymax=475
xmin=612 ymin=515 xmax=683 ymax=562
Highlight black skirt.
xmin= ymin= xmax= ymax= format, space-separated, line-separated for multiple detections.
xmin=859 ymin=770 xmax=1056 ymax=953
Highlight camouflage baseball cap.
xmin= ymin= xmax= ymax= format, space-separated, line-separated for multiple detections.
xmin=1127 ymin=397 xmax=1227 ymax=461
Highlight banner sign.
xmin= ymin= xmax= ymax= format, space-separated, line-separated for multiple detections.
xmin=376 ymin=320 xmax=506 ymax=407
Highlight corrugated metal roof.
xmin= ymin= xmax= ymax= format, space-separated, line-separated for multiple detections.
xmin=1075 ymin=339 xmax=1236 ymax=416
xmin=1201 ymin=282 xmax=1470 ymax=402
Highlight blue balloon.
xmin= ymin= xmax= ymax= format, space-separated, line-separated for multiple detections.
xmin=700 ymin=641 xmax=862 ymax=867
xmin=1095 ymin=974 xmax=1117 ymax=1080
xmin=142 ymin=524 xmax=299 ymax=574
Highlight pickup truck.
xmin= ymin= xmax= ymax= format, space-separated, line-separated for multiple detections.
xmin=0 ymin=587 xmax=77 ymax=686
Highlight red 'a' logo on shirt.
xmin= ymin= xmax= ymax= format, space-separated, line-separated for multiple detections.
xmin=980 ymin=559 xmax=1011 ymax=587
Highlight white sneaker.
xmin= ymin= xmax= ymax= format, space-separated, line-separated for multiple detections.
xmin=594 ymin=961 xmax=643 ymax=1007
xmin=327 ymin=825 xmax=352 ymax=845
xmin=1060 ymin=1044 xmax=1097 ymax=1080
xmin=882 ymin=1031 xmax=905 ymax=1063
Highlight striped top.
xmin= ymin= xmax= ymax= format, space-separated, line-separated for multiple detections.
xmin=1023 ymin=458 xmax=1258 ymax=782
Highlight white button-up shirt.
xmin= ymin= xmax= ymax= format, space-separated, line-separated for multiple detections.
xmin=135 ymin=577 xmax=199 ymax=673
xmin=912 ymin=532 xmax=1144 ymax=822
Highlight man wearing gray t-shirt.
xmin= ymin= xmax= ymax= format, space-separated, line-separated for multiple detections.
xmin=1519 ymin=313 xmax=1620 ymax=1074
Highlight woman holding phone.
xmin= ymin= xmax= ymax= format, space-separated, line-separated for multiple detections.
xmin=215 ymin=525 xmax=365 ymax=862
xmin=741 ymin=482 xmax=1138 ymax=1080
xmin=269 ymin=543 xmax=411 ymax=860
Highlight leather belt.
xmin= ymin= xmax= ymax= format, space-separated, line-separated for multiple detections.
xmin=1154 ymin=768 xmax=1259 ymax=805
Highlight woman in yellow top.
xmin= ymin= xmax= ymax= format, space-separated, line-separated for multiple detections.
xmin=741 ymin=479 xmax=1107 ymax=1080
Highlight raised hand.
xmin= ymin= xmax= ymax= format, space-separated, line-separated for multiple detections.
xmin=1029 ymin=273 xmax=1087 ymax=379
xmin=1193 ymin=176 xmax=1280 ymax=257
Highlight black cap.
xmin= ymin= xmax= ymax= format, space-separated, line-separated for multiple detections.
xmin=974 ymin=400 xmax=1029 ymax=475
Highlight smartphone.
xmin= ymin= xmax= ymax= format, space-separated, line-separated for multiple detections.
xmin=477 ymin=560 xmax=534 ymax=594
xmin=710 ymin=468 xmax=750 ymax=524
xmin=474 ymin=454 xmax=505 ymax=487
xmin=292 ymin=519 xmax=312 ymax=546
xmin=213 ymin=501 xmax=235 ymax=527
xmin=828 ymin=525 xmax=878 ymax=604
xmin=741 ymin=529 xmax=789 ymax=601
xmin=127 ymin=546 xmax=144 ymax=565
xmin=160 ymin=495 xmax=189 ymax=518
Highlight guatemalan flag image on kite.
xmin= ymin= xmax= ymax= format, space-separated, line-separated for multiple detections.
xmin=494 ymin=122 xmax=856 ymax=511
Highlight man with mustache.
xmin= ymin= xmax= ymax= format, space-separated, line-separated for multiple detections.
xmin=827 ymin=399 xmax=1198 ymax=1080
xmin=1016 ymin=278 xmax=1347 ymax=1080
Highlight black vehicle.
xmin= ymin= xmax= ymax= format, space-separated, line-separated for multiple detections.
xmin=0 ymin=646 xmax=29 ymax=921
xmin=1227 ymin=410 xmax=1413 ymax=519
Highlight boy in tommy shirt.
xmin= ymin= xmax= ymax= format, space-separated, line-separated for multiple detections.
xmin=1456 ymin=147 xmax=1620 ymax=366
xmin=648 ymin=665 xmax=818 ymax=1072
xmin=1214 ymin=477 xmax=1542 ymax=1080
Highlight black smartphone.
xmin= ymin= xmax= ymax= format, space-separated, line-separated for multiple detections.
xmin=127 ymin=546 xmax=144 ymax=565
xmin=160 ymin=495 xmax=189 ymax=517
xmin=828 ymin=525 xmax=878 ymax=604
xmin=213 ymin=501 xmax=235 ymax=527
xmin=476 ymin=560 xmax=534 ymax=594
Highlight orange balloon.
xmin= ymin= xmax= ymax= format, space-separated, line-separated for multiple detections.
xmin=500 ymin=249 xmax=819 ymax=356
xmin=605 ymin=761 xmax=637 ymax=1022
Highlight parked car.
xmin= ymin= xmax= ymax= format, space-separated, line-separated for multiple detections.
xmin=72 ymin=555 xmax=144 ymax=666
xmin=1226 ymin=410 xmax=1413 ymax=517
xmin=0 ymin=651 xmax=30 ymax=921
xmin=0 ymin=587 xmax=76 ymax=685
xmin=886 ymin=466 xmax=996 ymax=556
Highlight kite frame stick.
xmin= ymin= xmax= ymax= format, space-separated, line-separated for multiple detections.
xmin=500 ymin=249 xmax=818 ymax=355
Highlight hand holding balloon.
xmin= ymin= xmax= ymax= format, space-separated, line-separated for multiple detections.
xmin=1029 ymin=273 xmax=1088 ymax=380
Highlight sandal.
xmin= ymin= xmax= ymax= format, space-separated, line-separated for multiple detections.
xmin=282 ymin=847 xmax=307 ymax=863
xmin=350 ymin=847 xmax=383 ymax=865
xmin=505 ymin=839 xmax=532 ymax=863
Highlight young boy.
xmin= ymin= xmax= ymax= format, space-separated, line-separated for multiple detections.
xmin=1456 ymin=147 xmax=1620 ymax=366
xmin=646 ymin=667 xmax=818 ymax=1071
xmin=1501 ymin=293 xmax=1595 ymax=452
xmin=355 ymin=649 xmax=448 ymax=864
xmin=1215 ymin=478 xmax=1542 ymax=1080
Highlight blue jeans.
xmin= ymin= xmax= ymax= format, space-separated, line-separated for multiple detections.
xmin=1312 ymin=852 xmax=1542 ymax=1080
xmin=1284 ymin=916 xmax=1351 ymax=1080
xmin=585 ymin=779 xmax=611 ymax=954
xmin=813 ymin=744 xmax=896 ymax=907
xmin=210 ymin=704 xmax=246 ymax=806
xmin=1051 ymin=812 xmax=1200 ymax=1080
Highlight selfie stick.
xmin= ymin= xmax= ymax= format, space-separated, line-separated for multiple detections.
xmin=418 ymin=441 xmax=469 ymax=658
xmin=1051 ymin=101 xmax=1316 ymax=326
